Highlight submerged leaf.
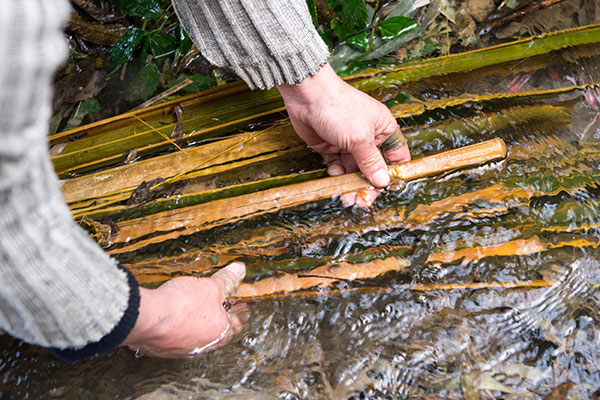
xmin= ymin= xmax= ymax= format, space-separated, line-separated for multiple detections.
xmin=479 ymin=374 xmax=519 ymax=394
xmin=125 ymin=62 xmax=161 ymax=102
xmin=64 ymin=98 xmax=100 ymax=130
xmin=109 ymin=27 xmax=145 ymax=68
xmin=146 ymin=30 xmax=177 ymax=59
xmin=378 ymin=16 xmax=419 ymax=41
xmin=384 ymin=92 xmax=411 ymax=108
xmin=545 ymin=382 xmax=576 ymax=400
xmin=111 ymin=0 xmax=161 ymax=19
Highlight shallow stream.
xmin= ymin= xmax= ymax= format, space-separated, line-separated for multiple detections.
xmin=4 ymin=36 xmax=600 ymax=400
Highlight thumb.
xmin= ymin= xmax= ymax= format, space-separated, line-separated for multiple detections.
xmin=351 ymin=142 xmax=390 ymax=188
xmin=211 ymin=262 xmax=246 ymax=297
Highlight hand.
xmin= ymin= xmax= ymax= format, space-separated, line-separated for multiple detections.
xmin=277 ymin=63 xmax=411 ymax=191
xmin=122 ymin=262 xmax=248 ymax=358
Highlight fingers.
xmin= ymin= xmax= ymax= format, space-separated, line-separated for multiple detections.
xmin=355 ymin=189 xmax=379 ymax=208
xmin=211 ymin=261 xmax=246 ymax=297
xmin=208 ymin=303 xmax=250 ymax=352
xmin=350 ymin=107 xmax=399 ymax=187
xmin=229 ymin=303 xmax=250 ymax=334
xmin=341 ymin=189 xmax=380 ymax=208
xmin=381 ymin=128 xmax=410 ymax=164
xmin=324 ymin=154 xmax=344 ymax=176
xmin=350 ymin=141 xmax=390 ymax=188
xmin=384 ymin=143 xmax=411 ymax=164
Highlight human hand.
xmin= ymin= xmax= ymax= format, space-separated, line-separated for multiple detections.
xmin=277 ymin=63 xmax=411 ymax=194
xmin=122 ymin=262 xmax=248 ymax=358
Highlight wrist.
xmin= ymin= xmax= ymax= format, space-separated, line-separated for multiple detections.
xmin=277 ymin=63 xmax=341 ymax=104
xmin=121 ymin=287 xmax=165 ymax=348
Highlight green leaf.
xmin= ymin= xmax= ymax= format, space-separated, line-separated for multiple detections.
xmin=345 ymin=32 xmax=368 ymax=51
xmin=336 ymin=58 xmax=373 ymax=76
xmin=306 ymin=0 xmax=319 ymax=26
xmin=317 ymin=25 xmax=335 ymax=48
xmin=124 ymin=62 xmax=161 ymax=102
xmin=328 ymin=0 xmax=369 ymax=44
xmin=64 ymin=98 xmax=100 ymax=130
xmin=109 ymin=27 xmax=145 ymax=68
xmin=146 ymin=30 xmax=177 ymax=58
xmin=421 ymin=38 xmax=439 ymax=57
xmin=384 ymin=92 xmax=411 ymax=108
xmin=179 ymin=25 xmax=193 ymax=55
xmin=378 ymin=16 xmax=419 ymax=41
xmin=167 ymin=74 xmax=215 ymax=93
xmin=111 ymin=0 xmax=161 ymax=19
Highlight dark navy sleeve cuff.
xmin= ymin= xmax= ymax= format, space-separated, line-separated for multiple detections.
xmin=51 ymin=265 xmax=140 ymax=363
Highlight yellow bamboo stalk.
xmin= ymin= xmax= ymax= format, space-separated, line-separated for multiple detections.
xmin=235 ymin=238 xmax=546 ymax=298
xmin=49 ymin=81 xmax=250 ymax=146
xmin=229 ymin=238 xmax=556 ymax=299
xmin=390 ymin=138 xmax=506 ymax=180
xmin=231 ymin=280 xmax=554 ymax=301
xmin=61 ymin=124 xmax=303 ymax=204
xmin=124 ymin=232 xmax=599 ymax=288
xmin=69 ymin=145 xmax=310 ymax=218
xmin=427 ymin=237 xmax=547 ymax=264
xmin=108 ymin=139 xmax=507 ymax=254
xmin=390 ymin=85 xmax=590 ymax=118
xmin=234 ymin=257 xmax=411 ymax=298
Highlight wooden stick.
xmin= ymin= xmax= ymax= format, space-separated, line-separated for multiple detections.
xmin=390 ymin=138 xmax=507 ymax=181
xmin=108 ymin=138 xmax=507 ymax=253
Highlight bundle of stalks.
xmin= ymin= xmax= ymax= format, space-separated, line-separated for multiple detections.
xmin=53 ymin=24 xmax=600 ymax=298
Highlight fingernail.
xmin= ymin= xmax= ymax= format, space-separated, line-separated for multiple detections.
xmin=226 ymin=262 xmax=246 ymax=278
xmin=372 ymin=169 xmax=390 ymax=187
xmin=340 ymin=192 xmax=356 ymax=208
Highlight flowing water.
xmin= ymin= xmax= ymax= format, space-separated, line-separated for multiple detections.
xmin=4 ymin=42 xmax=600 ymax=400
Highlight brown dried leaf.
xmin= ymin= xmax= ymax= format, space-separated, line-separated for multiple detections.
xmin=66 ymin=12 xmax=128 ymax=46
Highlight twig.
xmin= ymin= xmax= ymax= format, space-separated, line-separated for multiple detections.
xmin=149 ymin=121 xmax=284 ymax=191
xmin=481 ymin=0 xmax=567 ymax=34
xmin=131 ymin=78 xmax=193 ymax=111
xmin=131 ymin=115 xmax=182 ymax=151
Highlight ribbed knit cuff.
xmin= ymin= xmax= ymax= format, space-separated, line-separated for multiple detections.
xmin=51 ymin=265 xmax=140 ymax=363
xmin=172 ymin=0 xmax=330 ymax=90
xmin=235 ymin=39 xmax=329 ymax=90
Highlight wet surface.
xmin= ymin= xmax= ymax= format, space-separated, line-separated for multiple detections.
xmin=5 ymin=43 xmax=600 ymax=400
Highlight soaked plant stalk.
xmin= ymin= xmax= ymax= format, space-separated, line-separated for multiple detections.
xmin=107 ymin=139 xmax=507 ymax=254
xmin=351 ymin=24 xmax=600 ymax=91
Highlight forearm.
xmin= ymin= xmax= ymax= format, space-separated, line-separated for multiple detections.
xmin=172 ymin=0 xmax=329 ymax=89
xmin=0 ymin=0 xmax=139 ymax=361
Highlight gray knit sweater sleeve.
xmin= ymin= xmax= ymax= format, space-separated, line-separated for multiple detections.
xmin=0 ymin=0 xmax=138 ymax=357
xmin=172 ymin=0 xmax=330 ymax=89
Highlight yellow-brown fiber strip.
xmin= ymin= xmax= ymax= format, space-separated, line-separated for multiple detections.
xmin=61 ymin=124 xmax=303 ymax=204
xmin=389 ymin=138 xmax=507 ymax=181
xmin=230 ymin=280 xmax=554 ymax=302
xmin=108 ymin=139 xmax=507 ymax=253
